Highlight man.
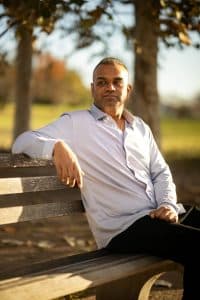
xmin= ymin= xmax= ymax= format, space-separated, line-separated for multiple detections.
xmin=12 ymin=57 xmax=200 ymax=300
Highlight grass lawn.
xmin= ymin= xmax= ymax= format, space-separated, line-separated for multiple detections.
xmin=1 ymin=103 xmax=200 ymax=159
xmin=161 ymin=117 xmax=200 ymax=159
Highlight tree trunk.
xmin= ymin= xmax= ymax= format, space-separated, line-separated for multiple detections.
xmin=13 ymin=26 xmax=32 ymax=140
xmin=129 ymin=0 xmax=160 ymax=145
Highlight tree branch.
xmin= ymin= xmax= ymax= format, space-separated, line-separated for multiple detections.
xmin=0 ymin=20 xmax=18 ymax=38
xmin=0 ymin=13 xmax=9 ymax=18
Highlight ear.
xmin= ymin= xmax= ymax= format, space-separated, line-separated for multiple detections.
xmin=91 ymin=82 xmax=94 ymax=98
xmin=127 ymin=84 xmax=132 ymax=96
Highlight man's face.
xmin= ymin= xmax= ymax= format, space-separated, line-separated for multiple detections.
xmin=91 ymin=63 xmax=132 ymax=114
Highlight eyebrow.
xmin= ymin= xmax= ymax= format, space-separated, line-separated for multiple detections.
xmin=95 ymin=76 xmax=123 ymax=80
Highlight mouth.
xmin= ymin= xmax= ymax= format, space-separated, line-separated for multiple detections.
xmin=103 ymin=95 xmax=118 ymax=100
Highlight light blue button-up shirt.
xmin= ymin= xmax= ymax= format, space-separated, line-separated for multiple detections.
xmin=12 ymin=105 xmax=183 ymax=249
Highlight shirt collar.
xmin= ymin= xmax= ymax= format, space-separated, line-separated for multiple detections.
xmin=89 ymin=104 xmax=135 ymax=128
xmin=89 ymin=104 xmax=107 ymax=120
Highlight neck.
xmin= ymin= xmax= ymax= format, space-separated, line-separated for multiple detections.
xmin=106 ymin=108 xmax=125 ymax=131
xmin=94 ymin=103 xmax=125 ymax=130
xmin=103 ymin=105 xmax=124 ymax=120
xmin=115 ymin=116 xmax=125 ymax=131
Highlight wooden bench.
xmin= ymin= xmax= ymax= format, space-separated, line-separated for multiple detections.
xmin=0 ymin=153 xmax=182 ymax=300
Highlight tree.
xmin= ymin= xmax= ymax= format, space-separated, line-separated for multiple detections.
xmin=0 ymin=0 xmax=112 ymax=139
xmin=14 ymin=26 xmax=33 ymax=138
xmin=133 ymin=0 xmax=160 ymax=142
xmin=0 ymin=0 xmax=62 ymax=138
xmin=32 ymin=53 xmax=90 ymax=106
xmin=123 ymin=0 xmax=200 ymax=144
xmin=0 ymin=57 xmax=14 ymax=108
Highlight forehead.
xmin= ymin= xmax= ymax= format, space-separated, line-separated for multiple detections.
xmin=93 ymin=63 xmax=129 ymax=81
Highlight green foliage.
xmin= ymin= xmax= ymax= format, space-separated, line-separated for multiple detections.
xmin=158 ymin=0 xmax=200 ymax=47
xmin=121 ymin=0 xmax=200 ymax=49
xmin=63 ymin=70 xmax=92 ymax=106
xmin=0 ymin=0 xmax=112 ymax=46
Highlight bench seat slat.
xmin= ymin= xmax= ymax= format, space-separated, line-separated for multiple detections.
xmin=0 ymin=252 xmax=180 ymax=300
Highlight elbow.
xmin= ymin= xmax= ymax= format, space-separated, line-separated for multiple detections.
xmin=12 ymin=136 xmax=22 ymax=154
xmin=11 ymin=132 xmax=30 ymax=154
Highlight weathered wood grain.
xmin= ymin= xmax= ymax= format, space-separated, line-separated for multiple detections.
xmin=0 ymin=252 xmax=181 ymax=300
xmin=0 ymin=199 xmax=84 ymax=225
xmin=0 ymin=153 xmax=53 ymax=168
xmin=0 ymin=176 xmax=66 ymax=194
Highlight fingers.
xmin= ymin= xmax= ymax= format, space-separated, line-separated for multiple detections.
xmin=63 ymin=177 xmax=76 ymax=188
xmin=60 ymin=164 xmax=84 ymax=188
xmin=149 ymin=206 xmax=178 ymax=223
xmin=73 ymin=165 xmax=85 ymax=189
xmin=61 ymin=174 xmax=81 ymax=188
xmin=53 ymin=141 xmax=84 ymax=189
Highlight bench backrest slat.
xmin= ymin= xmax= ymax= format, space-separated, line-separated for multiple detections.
xmin=0 ymin=176 xmax=66 ymax=194
xmin=0 ymin=153 xmax=84 ymax=226
xmin=0 ymin=153 xmax=54 ymax=168
xmin=0 ymin=198 xmax=84 ymax=225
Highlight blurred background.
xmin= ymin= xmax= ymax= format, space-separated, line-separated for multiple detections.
xmin=0 ymin=1 xmax=199 ymax=298
xmin=0 ymin=0 xmax=199 ymax=226
xmin=0 ymin=0 xmax=199 ymax=207
xmin=0 ymin=0 xmax=199 ymax=158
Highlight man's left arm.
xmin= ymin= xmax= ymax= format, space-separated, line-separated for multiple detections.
xmin=148 ymin=128 xmax=183 ymax=222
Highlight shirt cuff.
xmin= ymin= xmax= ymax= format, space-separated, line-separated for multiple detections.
xmin=159 ymin=202 xmax=186 ymax=215
xmin=42 ymin=139 xmax=61 ymax=160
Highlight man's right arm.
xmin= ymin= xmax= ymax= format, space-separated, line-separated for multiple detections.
xmin=12 ymin=114 xmax=83 ymax=188
xmin=12 ymin=114 xmax=73 ymax=159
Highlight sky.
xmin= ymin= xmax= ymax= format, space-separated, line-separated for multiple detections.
xmin=158 ymin=44 xmax=200 ymax=102
xmin=45 ymin=31 xmax=200 ymax=104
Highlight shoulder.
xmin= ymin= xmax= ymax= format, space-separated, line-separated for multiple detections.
xmin=61 ymin=109 xmax=91 ymax=120
xmin=133 ymin=115 xmax=151 ymax=135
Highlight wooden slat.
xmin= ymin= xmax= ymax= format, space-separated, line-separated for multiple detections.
xmin=0 ymin=188 xmax=81 ymax=206
xmin=0 ymin=153 xmax=53 ymax=168
xmin=0 ymin=199 xmax=84 ymax=225
xmin=0 ymin=166 xmax=56 ymax=178
xmin=0 ymin=176 xmax=66 ymax=195
xmin=0 ymin=253 xmax=180 ymax=300
xmin=0 ymin=187 xmax=84 ymax=225
xmin=0 ymin=184 xmax=83 ymax=224
xmin=0 ymin=250 xmax=109 ymax=280
xmin=0 ymin=154 xmax=56 ymax=178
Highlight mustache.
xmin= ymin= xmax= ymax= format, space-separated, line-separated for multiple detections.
xmin=103 ymin=93 xmax=119 ymax=98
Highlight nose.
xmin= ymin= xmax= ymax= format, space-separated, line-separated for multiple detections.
xmin=106 ymin=82 xmax=115 ymax=91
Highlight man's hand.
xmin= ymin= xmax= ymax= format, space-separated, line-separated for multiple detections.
xmin=149 ymin=206 xmax=178 ymax=223
xmin=53 ymin=141 xmax=84 ymax=188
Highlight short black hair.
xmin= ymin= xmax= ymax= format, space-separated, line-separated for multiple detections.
xmin=93 ymin=57 xmax=128 ymax=77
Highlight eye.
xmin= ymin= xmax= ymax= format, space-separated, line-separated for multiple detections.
xmin=113 ymin=79 xmax=124 ymax=87
xmin=96 ymin=80 xmax=107 ymax=87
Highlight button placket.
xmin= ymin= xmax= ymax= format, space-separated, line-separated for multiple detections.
xmin=123 ymin=128 xmax=154 ymax=202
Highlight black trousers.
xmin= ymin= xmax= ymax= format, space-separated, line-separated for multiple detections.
xmin=106 ymin=206 xmax=200 ymax=300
